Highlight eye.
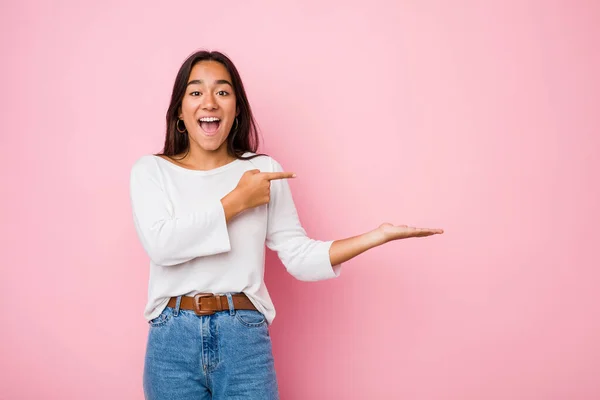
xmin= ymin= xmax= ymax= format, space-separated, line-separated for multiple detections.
xmin=217 ymin=90 xmax=229 ymax=96
xmin=190 ymin=91 xmax=201 ymax=96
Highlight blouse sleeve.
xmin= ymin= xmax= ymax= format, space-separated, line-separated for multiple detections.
xmin=129 ymin=158 xmax=231 ymax=266
xmin=265 ymin=158 xmax=342 ymax=281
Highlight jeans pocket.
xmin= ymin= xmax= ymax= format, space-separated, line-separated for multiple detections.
xmin=148 ymin=307 xmax=173 ymax=328
xmin=235 ymin=310 xmax=267 ymax=327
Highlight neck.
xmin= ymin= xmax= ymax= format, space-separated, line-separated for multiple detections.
xmin=180 ymin=144 xmax=236 ymax=171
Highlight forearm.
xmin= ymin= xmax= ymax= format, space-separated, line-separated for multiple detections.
xmin=329 ymin=229 xmax=386 ymax=266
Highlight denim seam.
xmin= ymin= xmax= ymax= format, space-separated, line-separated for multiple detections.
xmin=210 ymin=317 xmax=221 ymax=372
xmin=149 ymin=311 xmax=172 ymax=327
xmin=235 ymin=312 xmax=267 ymax=327
xmin=200 ymin=317 xmax=207 ymax=373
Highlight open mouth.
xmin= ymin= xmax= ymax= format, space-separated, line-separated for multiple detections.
xmin=198 ymin=117 xmax=221 ymax=134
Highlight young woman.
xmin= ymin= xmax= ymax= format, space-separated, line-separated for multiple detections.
xmin=129 ymin=50 xmax=443 ymax=399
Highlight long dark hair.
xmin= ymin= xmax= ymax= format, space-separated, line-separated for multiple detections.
xmin=158 ymin=50 xmax=265 ymax=160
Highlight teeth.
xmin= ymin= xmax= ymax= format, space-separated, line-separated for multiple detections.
xmin=199 ymin=117 xmax=220 ymax=122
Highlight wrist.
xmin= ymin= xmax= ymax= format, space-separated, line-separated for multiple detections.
xmin=365 ymin=227 xmax=387 ymax=247
xmin=221 ymin=189 xmax=246 ymax=221
xmin=232 ymin=188 xmax=248 ymax=213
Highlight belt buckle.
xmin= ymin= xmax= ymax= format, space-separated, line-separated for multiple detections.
xmin=193 ymin=293 xmax=216 ymax=316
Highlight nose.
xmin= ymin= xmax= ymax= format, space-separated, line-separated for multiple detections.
xmin=201 ymin=93 xmax=218 ymax=110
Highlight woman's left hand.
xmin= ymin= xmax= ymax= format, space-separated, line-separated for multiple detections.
xmin=376 ymin=223 xmax=444 ymax=244
xmin=329 ymin=223 xmax=445 ymax=265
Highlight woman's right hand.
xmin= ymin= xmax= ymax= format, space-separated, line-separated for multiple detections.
xmin=234 ymin=169 xmax=296 ymax=209
xmin=221 ymin=169 xmax=296 ymax=221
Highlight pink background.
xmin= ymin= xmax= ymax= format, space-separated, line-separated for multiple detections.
xmin=2 ymin=1 xmax=599 ymax=399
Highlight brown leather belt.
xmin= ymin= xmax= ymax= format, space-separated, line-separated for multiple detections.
xmin=167 ymin=293 xmax=257 ymax=316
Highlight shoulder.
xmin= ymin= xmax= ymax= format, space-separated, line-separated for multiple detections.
xmin=240 ymin=152 xmax=285 ymax=173
xmin=130 ymin=154 xmax=161 ymax=179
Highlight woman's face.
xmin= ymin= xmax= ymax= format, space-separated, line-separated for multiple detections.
xmin=179 ymin=60 xmax=238 ymax=156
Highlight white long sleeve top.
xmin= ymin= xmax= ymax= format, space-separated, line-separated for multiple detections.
xmin=129 ymin=152 xmax=342 ymax=325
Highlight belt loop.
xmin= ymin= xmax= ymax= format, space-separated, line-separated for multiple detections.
xmin=173 ymin=295 xmax=182 ymax=317
xmin=226 ymin=293 xmax=235 ymax=315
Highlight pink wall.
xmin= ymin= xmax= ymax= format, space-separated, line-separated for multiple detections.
xmin=2 ymin=1 xmax=599 ymax=398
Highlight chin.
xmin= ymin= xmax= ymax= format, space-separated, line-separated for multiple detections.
xmin=195 ymin=138 xmax=229 ymax=153
xmin=203 ymin=145 xmax=225 ymax=152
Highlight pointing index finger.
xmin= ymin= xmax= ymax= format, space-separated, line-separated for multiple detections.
xmin=262 ymin=172 xmax=297 ymax=181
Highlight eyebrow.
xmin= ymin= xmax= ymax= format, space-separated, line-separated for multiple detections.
xmin=186 ymin=79 xmax=233 ymax=87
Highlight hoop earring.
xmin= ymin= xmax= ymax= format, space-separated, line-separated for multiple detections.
xmin=176 ymin=119 xmax=187 ymax=133
xmin=233 ymin=117 xmax=239 ymax=132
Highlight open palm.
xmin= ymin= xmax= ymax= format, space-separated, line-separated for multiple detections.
xmin=378 ymin=223 xmax=444 ymax=243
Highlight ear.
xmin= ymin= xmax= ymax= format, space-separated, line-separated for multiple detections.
xmin=178 ymin=106 xmax=182 ymax=119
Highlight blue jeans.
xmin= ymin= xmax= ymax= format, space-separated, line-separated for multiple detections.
xmin=143 ymin=294 xmax=279 ymax=399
